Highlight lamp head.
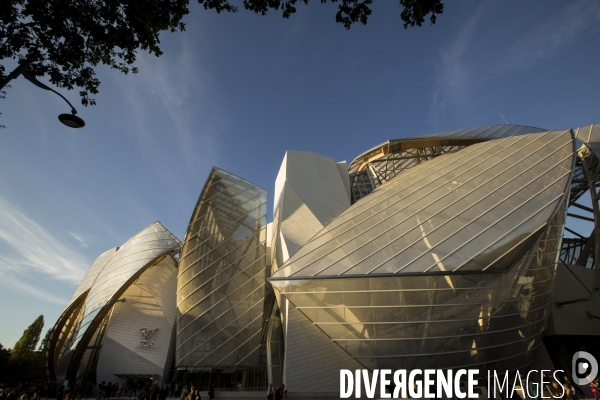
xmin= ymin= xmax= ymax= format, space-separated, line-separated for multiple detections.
xmin=58 ymin=112 xmax=85 ymax=128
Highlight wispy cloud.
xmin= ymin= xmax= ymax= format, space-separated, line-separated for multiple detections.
xmin=428 ymin=3 xmax=487 ymax=123
xmin=69 ymin=232 xmax=89 ymax=248
xmin=0 ymin=267 xmax=69 ymax=305
xmin=0 ymin=197 xmax=89 ymax=287
xmin=497 ymin=0 xmax=600 ymax=72
xmin=112 ymin=37 xmax=219 ymax=176
xmin=428 ymin=0 xmax=600 ymax=124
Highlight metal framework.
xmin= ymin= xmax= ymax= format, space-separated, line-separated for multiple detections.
xmin=348 ymin=140 xmax=479 ymax=203
xmin=348 ymin=126 xmax=600 ymax=278
xmin=567 ymin=144 xmax=600 ymax=291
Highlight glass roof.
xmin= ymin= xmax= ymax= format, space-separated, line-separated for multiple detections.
xmin=417 ymin=124 xmax=547 ymax=139
xmin=270 ymin=130 xmax=574 ymax=280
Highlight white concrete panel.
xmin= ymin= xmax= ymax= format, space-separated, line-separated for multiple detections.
xmin=266 ymin=222 xmax=273 ymax=248
xmin=271 ymin=151 xmax=354 ymax=389
xmin=280 ymin=183 xmax=324 ymax=256
xmin=273 ymin=151 xmax=350 ymax=263
xmin=273 ymin=153 xmax=288 ymax=213
xmin=284 ymin=152 xmax=349 ymax=228
xmin=278 ymin=231 xmax=289 ymax=263
xmin=336 ymin=161 xmax=351 ymax=201
xmin=96 ymin=336 xmax=163 ymax=384
xmin=96 ymin=257 xmax=177 ymax=384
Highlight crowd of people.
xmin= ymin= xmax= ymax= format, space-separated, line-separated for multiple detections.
xmin=0 ymin=375 xmax=596 ymax=399
xmin=266 ymin=382 xmax=285 ymax=400
xmin=0 ymin=380 xmax=275 ymax=400
xmin=0 ymin=382 xmax=176 ymax=400
xmin=523 ymin=373 xmax=599 ymax=400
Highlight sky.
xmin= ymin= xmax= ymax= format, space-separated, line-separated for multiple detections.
xmin=0 ymin=0 xmax=599 ymax=347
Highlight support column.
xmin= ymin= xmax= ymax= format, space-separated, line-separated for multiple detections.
xmin=579 ymin=145 xmax=600 ymax=291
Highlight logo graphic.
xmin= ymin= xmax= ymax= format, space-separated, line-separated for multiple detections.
xmin=572 ymin=351 xmax=598 ymax=385
xmin=140 ymin=328 xmax=158 ymax=347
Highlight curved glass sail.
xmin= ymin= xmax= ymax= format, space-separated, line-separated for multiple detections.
xmin=176 ymin=167 xmax=268 ymax=368
xmin=54 ymin=222 xmax=180 ymax=382
xmin=66 ymin=248 xmax=118 ymax=308
xmin=46 ymin=247 xmax=117 ymax=380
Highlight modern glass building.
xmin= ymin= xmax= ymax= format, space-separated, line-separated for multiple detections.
xmin=47 ymin=123 xmax=600 ymax=396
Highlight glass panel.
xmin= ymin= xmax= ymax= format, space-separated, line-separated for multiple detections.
xmin=176 ymin=168 xmax=267 ymax=368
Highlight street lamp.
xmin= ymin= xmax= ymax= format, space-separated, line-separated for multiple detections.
xmin=0 ymin=55 xmax=86 ymax=128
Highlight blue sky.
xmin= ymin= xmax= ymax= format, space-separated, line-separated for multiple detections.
xmin=0 ymin=0 xmax=598 ymax=347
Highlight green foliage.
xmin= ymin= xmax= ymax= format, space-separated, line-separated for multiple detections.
xmin=38 ymin=328 xmax=52 ymax=352
xmin=199 ymin=0 xmax=444 ymax=30
xmin=6 ymin=315 xmax=46 ymax=383
xmin=1 ymin=0 xmax=191 ymax=106
xmin=399 ymin=0 xmax=444 ymax=28
xmin=11 ymin=315 xmax=44 ymax=360
xmin=1 ymin=0 xmax=443 ymax=107
xmin=0 ymin=343 xmax=12 ymax=384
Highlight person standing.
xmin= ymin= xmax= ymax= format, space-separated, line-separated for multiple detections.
xmin=149 ymin=384 xmax=159 ymax=400
xmin=159 ymin=384 xmax=168 ymax=400
xmin=179 ymin=386 xmax=188 ymax=400
xmin=185 ymin=388 xmax=197 ymax=400
xmin=207 ymin=385 xmax=214 ymax=400
xmin=266 ymin=384 xmax=274 ymax=400
xmin=94 ymin=385 xmax=102 ymax=400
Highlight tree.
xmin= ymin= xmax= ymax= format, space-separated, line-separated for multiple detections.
xmin=38 ymin=328 xmax=52 ymax=352
xmin=0 ymin=343 xmax=12 ymax=384
xmin=11 ymin=315 xmax=44 ymax=360
xmin=9 ymin=315 xmax=46 ymax=383
xmin=1 ymin=0 xmax=443 ymax=108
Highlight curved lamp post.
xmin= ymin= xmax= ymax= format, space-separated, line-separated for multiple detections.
xmin=0 ymin=55 xmax=85 ymax=128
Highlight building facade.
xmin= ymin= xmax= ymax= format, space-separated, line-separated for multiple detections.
xmin=48 ymin=123 xmax=600 ymax=395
